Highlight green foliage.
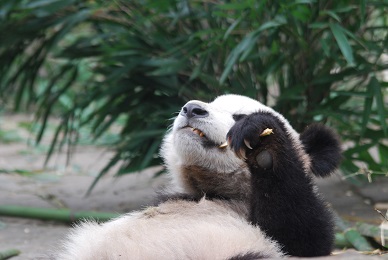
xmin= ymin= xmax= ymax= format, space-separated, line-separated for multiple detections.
xmin=0 ymin=0 xmax=387 ymax=189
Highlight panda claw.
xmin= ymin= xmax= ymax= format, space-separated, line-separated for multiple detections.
xmin=244 ymin=139 xmax=253 ymax=149
xmin=219 ymin=141 xmax=228 ymax=149
xmin=237 ymin=148 xmax=247 ymax=160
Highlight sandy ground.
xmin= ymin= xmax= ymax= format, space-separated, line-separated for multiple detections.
xmin=0 ymin=144 xmax=169 ymax=259
xmin=0 ymin=114 xmax=387 ymax=259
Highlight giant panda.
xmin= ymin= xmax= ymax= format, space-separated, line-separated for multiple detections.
xmin=56 ymin=94 xmax=342 ymax=259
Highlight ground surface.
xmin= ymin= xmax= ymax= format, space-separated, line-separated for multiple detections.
xmin=0 ymin=114 xmax=387 ymax=259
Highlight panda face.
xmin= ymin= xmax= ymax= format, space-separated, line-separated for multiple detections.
xmin=164 ymin=96 xmax=258 ymax=172
xmin=160 ymin=94 xmax=303 ymax=197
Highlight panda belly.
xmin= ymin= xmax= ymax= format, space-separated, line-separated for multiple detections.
xmin=56 ymin=199 xmax=282 ymax=260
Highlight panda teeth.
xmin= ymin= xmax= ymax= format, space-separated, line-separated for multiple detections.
xmin=191 ymin=128 xmax=205 ymax=137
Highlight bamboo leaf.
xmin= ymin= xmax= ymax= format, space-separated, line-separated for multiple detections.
xmin=378 ymin=144 xmax=388 ymax=169
xmin=330 ymin=23 xmax=355 ymax=66
xmin=360 ymin=0 xmax=366 ymax=24
xmin=223 ymin=16 xmax=242 ymax=40
xmin=36 ymin=65 xmax=76 ymax=143
xmin=86 ymin=155 xmax=122 ymax=196
xmin=294 ymin=0 xmax=316 ymax=4
xmin=221 ymin=17 xmax=285 ymax=84
xmin=24 ymin=0 xmax=73 ymax=9
xmin=0 ymin=1 xmax=18 ymax=20
xmin=220 ymin=34 xmax=255 ymax=84
xmin=369 ymin=76 xmax=387 ymax=135
xmin=139 ymin=140 xmax=161 ymax=170
xmin=26 ymin=0 xmax=76 ymax=17
xmin=343 ymin=143 xmax=376 ymax=157
xmin=358 ymin=149 xmax=382 ymax=172
xmin=44 ymin=119 xmax=64 ymax=166
xmin=322 ymin=10 xmax=342 ymax=22
xmin=361 ymin=83 xmax=374 ymax=136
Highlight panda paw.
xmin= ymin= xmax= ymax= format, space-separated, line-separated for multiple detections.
xmin=227 ymin=112 xmax=277 ymax=161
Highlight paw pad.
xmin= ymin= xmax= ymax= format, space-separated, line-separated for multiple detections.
xmin=256 ymin=150 xmax=273 ymax=170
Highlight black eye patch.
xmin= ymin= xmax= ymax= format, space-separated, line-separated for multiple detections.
xmin=232 ymin=114 xmax=247 ymax=121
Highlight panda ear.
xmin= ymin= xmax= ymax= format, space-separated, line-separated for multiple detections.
xmin=300 ymin=124 xmax=342 ymax=178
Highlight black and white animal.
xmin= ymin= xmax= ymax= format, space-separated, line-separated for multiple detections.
xmin=56 ymin=94 xmax=342 ymax=260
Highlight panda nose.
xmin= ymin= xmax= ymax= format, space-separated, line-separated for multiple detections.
xmin=181 ymin=103 xmax=209 ymax=119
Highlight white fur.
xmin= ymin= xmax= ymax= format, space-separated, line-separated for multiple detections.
xmin=57 ymin=199 xmax=283 ymax=260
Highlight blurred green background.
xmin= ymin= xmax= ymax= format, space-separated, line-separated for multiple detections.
xmin=0 ymin=0 xmax=387 ymax=191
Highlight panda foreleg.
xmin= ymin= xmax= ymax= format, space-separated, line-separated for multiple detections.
xmin=227 ymin=112 xmax=334 ymax=257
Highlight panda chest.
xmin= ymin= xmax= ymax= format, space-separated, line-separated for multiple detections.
xmin=180 ymin=165 xmax=251 ymax=200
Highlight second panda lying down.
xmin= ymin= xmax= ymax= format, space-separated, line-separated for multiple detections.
xmin=57 ymin=94 xmax=342 ymax=259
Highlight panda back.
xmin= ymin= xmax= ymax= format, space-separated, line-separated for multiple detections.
xmin=56 ymin=199 xmax=283 ymax=260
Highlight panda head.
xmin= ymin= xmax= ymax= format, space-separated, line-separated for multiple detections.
xmin=160 ymin=94 xmax=341 ymax=198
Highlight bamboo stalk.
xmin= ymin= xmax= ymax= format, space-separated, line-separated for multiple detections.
xmin=334 ymin=233 xmax=353 ymax=248
xmin=0 ymin=205 xmax=120 ymax=223
xmin=0 ymin=249 xmax=20 ymax=260
xmin=334 ymin=212 xmax=374 ymax=251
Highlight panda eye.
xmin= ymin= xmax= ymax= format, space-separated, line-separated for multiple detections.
xmin=232 ymin=114 xmax=246 ymax=121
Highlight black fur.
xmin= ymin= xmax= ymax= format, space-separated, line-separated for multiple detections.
xmin=300 ymin=124 xmax=342 ymax=177
xmin=227 ymin=251 xmax=269 ymax=260
xmin=227 ymin=112 xmax=339 ymax=257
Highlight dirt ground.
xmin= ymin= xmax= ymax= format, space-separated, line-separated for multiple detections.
xmin=0 ymin=114 xmax=387 ymax=259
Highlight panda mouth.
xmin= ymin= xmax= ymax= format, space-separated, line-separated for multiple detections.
xmin=190 ymin=127 xmax=206 ymax=138
xmin=184 ymin=126 xmax=227 ymax=149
